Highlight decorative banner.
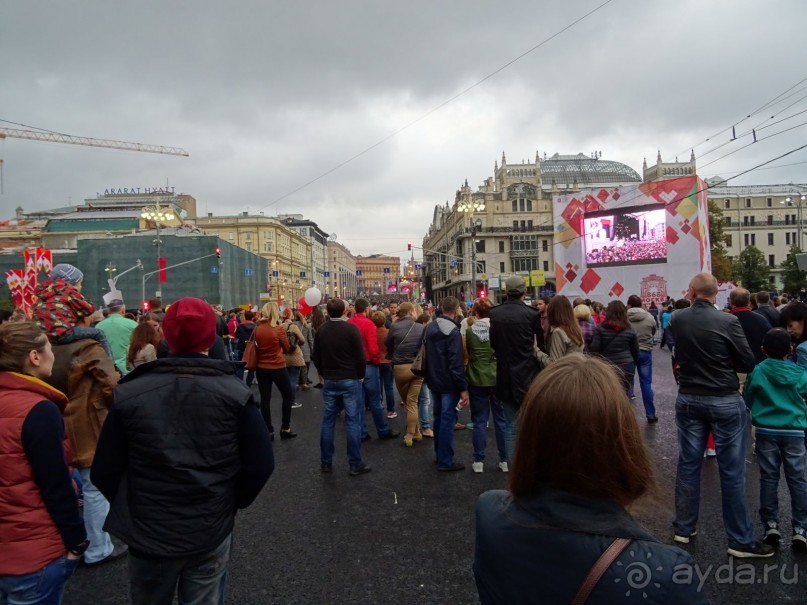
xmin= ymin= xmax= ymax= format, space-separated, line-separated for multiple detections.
xmin=35 ymin=248 xmax=53 ymax=275
xmin=553 ymin=176 xmax=710 ymax=302
xmin=5 ymin=269 xmax=25 ymax=309
xmin=159 ymin=257 xmax=167 ymax=283
xmin=22 ymin=250 xmax=38 ymax=310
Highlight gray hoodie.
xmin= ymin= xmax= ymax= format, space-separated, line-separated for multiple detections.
xmin=628 ymin=307 xmax=656 ymax=351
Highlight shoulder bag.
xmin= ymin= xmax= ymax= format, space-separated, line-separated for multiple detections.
xmin=411 ymin=332 xmax=427 ymax=377
xmin=571 ymin=538 xmax=632 ymax=605
xmin=243 ymin=328 xmax=259 ymax=371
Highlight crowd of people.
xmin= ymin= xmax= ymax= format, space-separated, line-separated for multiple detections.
xmin=586 ymin=237 xmax=667 ymax=265
xmin=2 ymin=262 xmax=807 ymax=603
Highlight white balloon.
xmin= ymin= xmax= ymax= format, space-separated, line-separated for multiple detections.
xmin=304 ymin=287 xmax=322 ymax=307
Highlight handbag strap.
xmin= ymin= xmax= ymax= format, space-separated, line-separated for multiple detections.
xmin=399 ymin=320 xmax=417 ymax=348
xmin=571 ymin=538 xmax=631 ymax=605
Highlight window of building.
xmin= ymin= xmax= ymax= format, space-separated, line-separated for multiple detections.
xmin=751 ymin=234 xmax=756 ymax=246
xmin=228 ymin=232 xmax=234 ymax=240
xmin=769 ymin=254 xmax=776 ymax=267
xmin=526 ymin=200 xmax=533 ymax=212
xmin=527 ymin=220 xmax=533 ymax=230
xmin=786 ymin=215 xmax=791 ymax=225
xmin=793 ymin=214 xmax=798 ymax=225
xmin=499 ymin=261 xmax=506 ymax=272
xmin=512 ymin=235 xmax=538 ymax=251
xmin=724 ymin=216 xmax=731 ymax=226
xmin=787 ymin=232 xmax=792 ymax=245
xmin=512 ymin=258 xmax=538 ymax=272
xmin=767 ymin=215 xmax=773 ymax=225
xmin=744 ymin=234 xmax=750 ymax=246
xmin=724 ymin=199 xmax=730 ymax=209
xmin=770 ymin=275 xmax=776 ymax=284
xmin=750 ymin=216 xmax=755 ymax=226
xmin=498 ymin=240 xmax=505 ymax=253
xmin=264 ymin=243 xmax=272 ymax=252
xmin=543 ymin=261 xmax=549 ymax=271
xmin=743 ymin=216 xmax=749 ymax=226
xmin=767 ymin=198 xmax=773 ymax=207
xmin=520 ymin=220 xmax=526 ymax=230
xmin=540 ymin=239 xmax=547 ymax=252
xmin=512 ymin=201 xmax=518 ymax=212
xmin=519 ymin=199 xmax=525 ymax=212
xmin=725 ymin=234 xmax=732 ymax=247
xmin=745 ymin=198 xmax=751 ymax=208
xmin=768 ymin=233 xmax=774 ymax=246
xmin=265 ymin=231 xmax=273 ymax=239
xmin=475 ymin=239 xmax=485 ymax=253
xmin=245 ymin=232 xmax=251 ymax=241
xmin=513 ymin=220 xmax=518 ymax=229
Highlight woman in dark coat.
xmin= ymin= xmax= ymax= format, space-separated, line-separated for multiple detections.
xmin=589 ymin=300 xmax=639 ymax=394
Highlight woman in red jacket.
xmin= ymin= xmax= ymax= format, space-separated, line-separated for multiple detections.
xmin=0 ymin=321 xmax=87 ymax=604
xmin=254 ymin=303 xmax=297 ymax=440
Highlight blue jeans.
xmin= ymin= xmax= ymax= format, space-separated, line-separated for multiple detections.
xmin=359 ymin=364 xmax=390 ymax=438
xmin=0 ymin=556 xmax=79 ymax=605
xmin=469 ymin=386 xmax=507 ymax=463
xmin=321 ymin=379 xmax=363 ymax=467
xmin=430 ymin=389 xmax=459 ymax=467
xmin=636 ymin=350 xmax=655 ymax=417
xmin=287 ymin=366 xmax=300 ymax=398
xmin=233 ymin=347 xmax=254 ymax=386
xmin=501 ymin=400 xmax=519 ymax=463
xmin=418 ymin=385 xmax=431 ymax=431
xmin=78 ymin=467 xmax=113 ymax=563
xmin=379 ymin=363 xmax=396 ymax=411
xmin=129 ymin=533 xmax=232 ymax=605
xmin=757 ymin=434 xmax=807 ymax=530
xmin=674 ymin=393 xmax=755 ymax=548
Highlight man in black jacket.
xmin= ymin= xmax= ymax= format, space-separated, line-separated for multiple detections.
xmin=91 ymin=297 xmax=274 ymax=604
xmin=669 ymin=273 xmax=773 ymax=559
xmin=754 ymin=291 xmax=780 ymax=328
xmin=489 ymin=276 xmax=544 ymax=461
xmin=313 ymin=298 xmax=371 ymax=476
xmin=730 ymin=287 xmax=772 ymax=367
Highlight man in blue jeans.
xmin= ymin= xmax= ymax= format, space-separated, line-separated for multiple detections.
xmin=669 ymin=272 xmax=773 ymax=558
xmin=627 ymin=294 xmax=657 ymax=423
xmin=313 ymin=298 xmax=372 ymax=475
xmin=424 ymin=296 xmax=469 ymax=472
xmin=349 ymin=298 xmax=398 ymax=442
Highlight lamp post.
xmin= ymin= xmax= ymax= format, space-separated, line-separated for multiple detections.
xmin=458 ymin=194 xmax=486 ymax=301
xmin=782 ymin=195 xmax=807 ymax=250
xmin=140 ymin=202 xmax=172 ymax=298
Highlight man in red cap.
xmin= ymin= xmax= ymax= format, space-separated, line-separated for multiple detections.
xmin=91 ymin=297 xmax=274 ymax=604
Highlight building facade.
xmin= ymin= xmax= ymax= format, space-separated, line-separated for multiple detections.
xmin=423 ymin=151 xmax=642 ymax=303
xmin=196 ymin=213 xmax=312 ymax=304
xmin=355 ymin=254 xmax=401 ymax=298
xmin=327 ymin=240 xmax=357 ymax=300
xmin=277 ymin=214 xmax=330 ymax=294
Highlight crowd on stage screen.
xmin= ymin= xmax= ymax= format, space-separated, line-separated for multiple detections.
xmin=2 ymin=261 xmax=806 ymax=604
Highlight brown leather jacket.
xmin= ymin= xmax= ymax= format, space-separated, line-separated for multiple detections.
xmin=46 ymin=339 xmax=118 ymax=467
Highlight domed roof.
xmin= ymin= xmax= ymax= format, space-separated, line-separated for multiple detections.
xmin=541 ymin=153 xmax=641 ymax=185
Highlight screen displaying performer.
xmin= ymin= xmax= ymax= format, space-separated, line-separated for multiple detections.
xmin=583 ymin=206 xmax=667 ymax=267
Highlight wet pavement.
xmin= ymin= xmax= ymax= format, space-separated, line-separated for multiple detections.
xmin=62 ymin=349 xmax=807 ymax=604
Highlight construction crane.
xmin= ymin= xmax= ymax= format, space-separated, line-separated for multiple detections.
xmin=0 ymin=126 xmax=189 ymax=193
xmin=0 ymin=127 xmax=189 ymax=156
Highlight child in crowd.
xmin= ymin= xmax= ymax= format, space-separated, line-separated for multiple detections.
xmin=743 ymin=327 xmax=807 ymax=550
xmin=33 ymin=263 xmax=112 ymax=358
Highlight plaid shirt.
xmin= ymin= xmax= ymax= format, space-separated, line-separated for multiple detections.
xmin=33 ymin=278 xmax=96 ymax=339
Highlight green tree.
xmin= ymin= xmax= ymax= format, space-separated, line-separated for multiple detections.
xmin=779 ymin=245 xmax=807 ymax=294
xmin=707 ymin=200 xmax=733 ymax=281
xmin=0 ymin=293 xmax=14 ymax=313
xmin=732 ymin=245 xmax=770 ymax=292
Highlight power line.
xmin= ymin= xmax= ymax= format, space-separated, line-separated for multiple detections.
xmin=254 ymin=0 xmax=617 ymax=212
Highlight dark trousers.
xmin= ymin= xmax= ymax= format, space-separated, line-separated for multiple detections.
xmin=256 ymin=367 xmax=294 ymax=432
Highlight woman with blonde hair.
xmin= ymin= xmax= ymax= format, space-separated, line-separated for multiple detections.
xmin=385 ymin=302 xmax=426 ymax=445
xmin=474 ymin=355 xmax=708 ymax=604
xmin=253 ymin=302 xmax=296 ymax=439
xmin=573 ymin=303 xmax=595 ymax=352
xmin=281 ymin=308 xmax=306 ymax=409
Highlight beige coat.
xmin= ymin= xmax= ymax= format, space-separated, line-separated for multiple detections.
xmin=283 ymin=321 xmax=305 ymax=367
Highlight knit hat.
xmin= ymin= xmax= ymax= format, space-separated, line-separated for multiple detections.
xmin=50 ymin=263 xmax=84 ymax=285
xmin=505 ymin=275 xmax=527 ymax=295
xmin=762 ymin=327 xmax=793 ymax=360
xmin=163 ymin=297 xmax=217 ymax=353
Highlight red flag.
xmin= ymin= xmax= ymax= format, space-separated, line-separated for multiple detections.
xmin=35 ymin=248 xmax=53 ymax=275
xmin=5 ymin=269 xmax=25 ymax=309
xmin=159 ymin=257 xmax=167 ymax=283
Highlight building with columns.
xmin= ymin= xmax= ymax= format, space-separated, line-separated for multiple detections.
xmin=355 ymin=254 xmax=401 ymax=298
xmin=327 ymin=240 xmax=357 ymax=300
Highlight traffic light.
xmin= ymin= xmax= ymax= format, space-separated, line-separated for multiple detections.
xmin=407 ymin=241 xmax=412 ymax=251
xmin=215 ymin=247 xmax=221 ymax=259
xmin=478 ymin=288 xmax=486 ymax=299
xmin=143 ymin=300 xmax=150 ymax=312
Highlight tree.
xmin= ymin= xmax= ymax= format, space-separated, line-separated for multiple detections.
xmin=707 ymin=200 xmax=733 ymax=281
xmin=732 ymin=245 xmax=770 ymax=292
xmin=779 ymin=245 xmax=807 ymax=295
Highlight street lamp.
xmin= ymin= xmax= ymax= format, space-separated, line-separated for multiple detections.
xmin=140 ymin=202 xmax=172 ymax=298
xmin=781 ymin=195 xmax=807 ymax=250
xmin=458 ymin=194 xmax=485 ymax=300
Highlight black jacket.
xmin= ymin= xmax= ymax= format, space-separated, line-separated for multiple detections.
xmin=590 ymin=324 xmax=639 ymax=365
xmin=669 ymin=299 xmax=755 ymax=395
xmin=489 ymin=298 xmax=544 ymax=406
xmin=732 ymin=308 xmax=772 ymax=365
xmin=312 ymin=319 xmax=365 ymax=381
xmin=755 ymin=305 xmax=780 ymax=329
xmin=91 ymin=356 xmax=274 ymax=557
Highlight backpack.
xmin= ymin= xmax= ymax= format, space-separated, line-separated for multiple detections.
xmin=285 ymin=324 xmax=299 ymax=354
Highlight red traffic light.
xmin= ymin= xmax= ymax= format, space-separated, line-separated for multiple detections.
xmin=215 ymin=247 xmax=221 ymax=259
xmin=407 ymin=241 xmax=412 ymax=251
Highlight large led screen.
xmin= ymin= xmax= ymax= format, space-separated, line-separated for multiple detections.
xmin=583 ymin=206 xmax=667 ymax=267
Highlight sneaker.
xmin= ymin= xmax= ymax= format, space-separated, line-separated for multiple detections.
xmin=349 ymin=463 xmax=372 ymax=476
xmin=361 ymin=434 xmax=371 ymax=442
xmin=291 ymin=402 xmax=302 ymax=409
xmin=793 ymin=529 xmax=807 ymax=552
xmin=673 ymin=529 xmax=697 ymax=544
xmin=727 ymin=541 xmax=776 ymax=558
xmin=83 ymin=543 xmax=129 ymax=566
xmin=386 ymin=411 xmax=397 ymax=419
xmin=763 ymin=522 xmax=781 ymax=546
xmin=472 ymin=461 xmax=484 ymax=473
xmin=646 ymin=415 xmax=659 ymax=424
xmin=313 ymin=383 xmax=323 ymax=389
xmin=320 ymin=463 xmax=333 ymax=473
xmin=379 ymin=430 xmax=400 ymax=440
xmin=437 ymin=462 xmax=466 ymax=472
xmin=498 ymin=461 xmax=509 ymax=473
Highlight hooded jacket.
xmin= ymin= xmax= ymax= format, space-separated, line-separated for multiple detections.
xmin=627 ymin=307 xmax=656 ymax=351
xmin=466 ymin=318 xmax=496 ymax=387
xmin=424 ymin=316 xmax=468 ymax=394
xmin=744 ymin=358 xmax=807 ymax=434
xmin=33 ymin=278 xmax=96 ymax=339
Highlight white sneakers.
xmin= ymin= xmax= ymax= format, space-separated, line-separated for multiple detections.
xmin=498 ymin=461 xmax=509 ymax=473
xmin=472 ymin=462 xmax=484 ymax=473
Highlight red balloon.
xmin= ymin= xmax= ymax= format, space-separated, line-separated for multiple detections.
xmin=297 ymin=297 xmax=312 ymax=316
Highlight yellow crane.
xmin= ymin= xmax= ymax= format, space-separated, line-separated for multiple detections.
xmin=0 ymin=126 xmax=189 ymax=193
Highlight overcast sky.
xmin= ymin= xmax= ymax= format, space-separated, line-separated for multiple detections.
xmin=2 ymin=1 xmax=806 ymax=258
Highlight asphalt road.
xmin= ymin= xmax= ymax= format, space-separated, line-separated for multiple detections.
xmin=62 ymin=349 xmax=807 ymax=604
